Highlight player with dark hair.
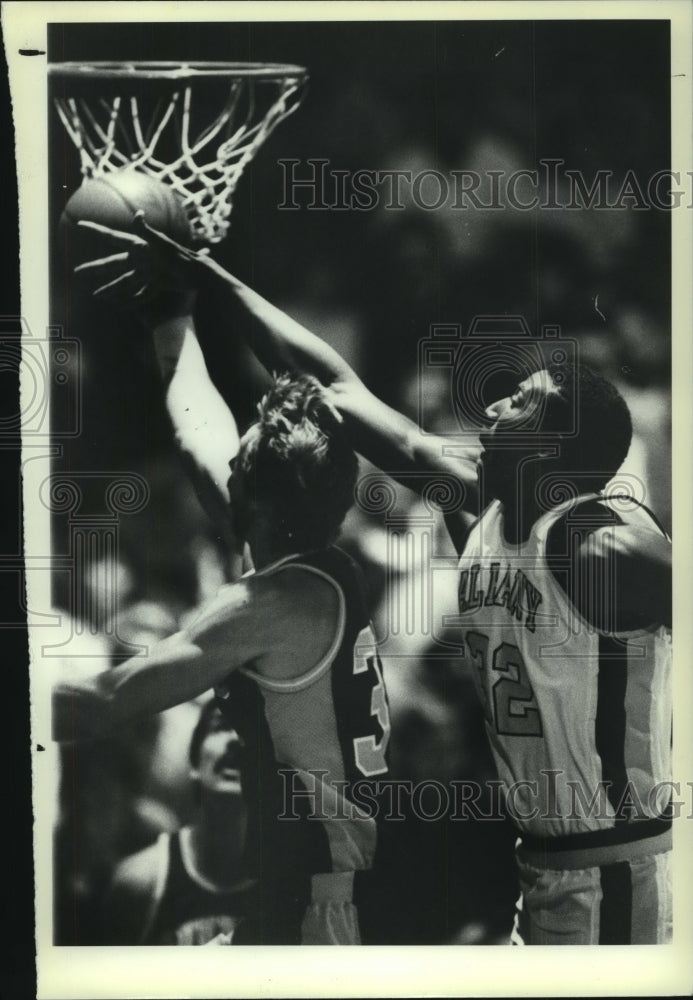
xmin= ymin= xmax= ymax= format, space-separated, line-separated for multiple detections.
xmin=83 ymin=216 xmax=671 ymax=946
xmin=104 ymin=702 xmax=259 ymax=945
xmin=52 ymin=246 xmax=392 ymax=944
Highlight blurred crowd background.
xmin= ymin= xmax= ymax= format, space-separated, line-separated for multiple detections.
xmin=46 ymin=18 xmax=671 ymax=945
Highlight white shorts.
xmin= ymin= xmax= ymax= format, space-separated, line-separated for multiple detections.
xmin=511 ymin=838 xmax=672 ymax=945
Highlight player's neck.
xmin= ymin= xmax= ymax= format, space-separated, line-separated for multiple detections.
xmin=495 ymin=463 xmax=581 ymax=543
xmin=191 ymin=796 xmax=248 ymax=884
xmin=249 ymin=536 xmax=298 ymax=570
xmin=497 ymin=488 xmax=544 ymax=545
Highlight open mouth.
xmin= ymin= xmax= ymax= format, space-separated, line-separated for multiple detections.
xmin=216 ymin=767 xmax=242 ymax=782
xmin=214 ymin=745 xmax=244 ymax=779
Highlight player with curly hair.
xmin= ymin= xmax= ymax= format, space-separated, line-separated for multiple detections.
xmin=52 ymin=238 xmax=391 ymax=945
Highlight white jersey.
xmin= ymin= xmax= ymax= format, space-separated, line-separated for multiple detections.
xmin=457 ymin=495 xmax=672 ymax=840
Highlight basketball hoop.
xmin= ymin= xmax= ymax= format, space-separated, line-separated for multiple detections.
xmin=50 ymin=61 xmax=309 ymax=243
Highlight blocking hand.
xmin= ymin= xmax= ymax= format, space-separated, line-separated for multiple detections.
xmin=73 ymin=211 xmax=211 ymax=326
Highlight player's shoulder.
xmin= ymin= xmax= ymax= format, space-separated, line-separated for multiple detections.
xmin=546 ymin=494 xmax=671 ymax=631
xmin=188 ymin=556 xmax=342 ymax=650
xmin=547 ymin=494 xmax=670 ymax=558
xmin=105 ymin=834 xmax=170 ymax=944
xmin=111 ymin=834 xmax=168 ymax=895
xmin=586 ymin=493 xmax=668 ymax=533
xmin=221 ymin=551 xmax=344 ymax=641
xmin=247 ymin=551 xmax=349 ymax=680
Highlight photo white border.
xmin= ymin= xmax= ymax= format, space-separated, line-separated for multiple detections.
xmin=4 ymin=1 xmax=692 ymax=996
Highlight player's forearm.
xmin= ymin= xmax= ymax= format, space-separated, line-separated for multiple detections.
xmin=202 ymin=260 xmax=358 ymax=390
xmin=199 ymin=264 xmax=433 ymax=473
xmin=330 ymin=384 xmax=423 ymax=471
xmin=199 ymin=259 xmax=479 ymax=498
xmin=52 ymin=675 xmax=117 ymax=742
xmin=52 ymin=632 xmax=218 ymax=742
xmin=52 ymin=668 xmax=145 ymax=742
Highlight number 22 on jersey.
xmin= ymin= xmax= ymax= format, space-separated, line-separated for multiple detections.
xmin=352 ymin=626 xmax=391 ymax=777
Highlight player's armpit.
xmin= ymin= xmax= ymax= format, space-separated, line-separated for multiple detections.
xmin=574 ymin=524 xmax=672 ymax=632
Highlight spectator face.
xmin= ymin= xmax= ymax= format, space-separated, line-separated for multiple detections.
xmin=190 ymin=709 xmax=246 ymax=796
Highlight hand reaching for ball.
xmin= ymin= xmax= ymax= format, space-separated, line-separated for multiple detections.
xmin=74 ymin=212 xmax=208 ymax=327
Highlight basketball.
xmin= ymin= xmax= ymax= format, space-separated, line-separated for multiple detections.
xmin=59 ymin=169 xmax=192 ymax=284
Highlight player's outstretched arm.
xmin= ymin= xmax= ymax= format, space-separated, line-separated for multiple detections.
xmin=52 ymin=576 xmax=283 ymax=742
xmin=203 ymin=260 xmax=481 ymax=510
xmin=52 ymin=627 xmax=227 ymax=742
xmin=76 ymin=216 xmax=481 ymax=520
xmin=151 ymin=313 xmax=239 ymax=538
xmin=74 ymin=219 xmax=239 ymax=538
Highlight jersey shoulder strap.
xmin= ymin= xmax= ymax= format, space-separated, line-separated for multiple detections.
xmin=239 ymin=547 xmax=350 ymax=693
xmin=545 ymin=492 xmax=669 ymax=561
xmin=603 ymin=493 xmax=670 ymax=540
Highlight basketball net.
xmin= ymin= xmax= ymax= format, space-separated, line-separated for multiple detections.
xmin=51 ymin=63 xmax=308 ymax=243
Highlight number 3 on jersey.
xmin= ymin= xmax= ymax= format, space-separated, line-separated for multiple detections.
xmin=352 ymin=626 xmax=391 ymax=776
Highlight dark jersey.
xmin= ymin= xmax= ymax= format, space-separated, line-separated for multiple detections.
xmin=139 ymin=829 xmax=258 ymax=945
xmin=215 ymin=547 xmax=391 ymax=888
